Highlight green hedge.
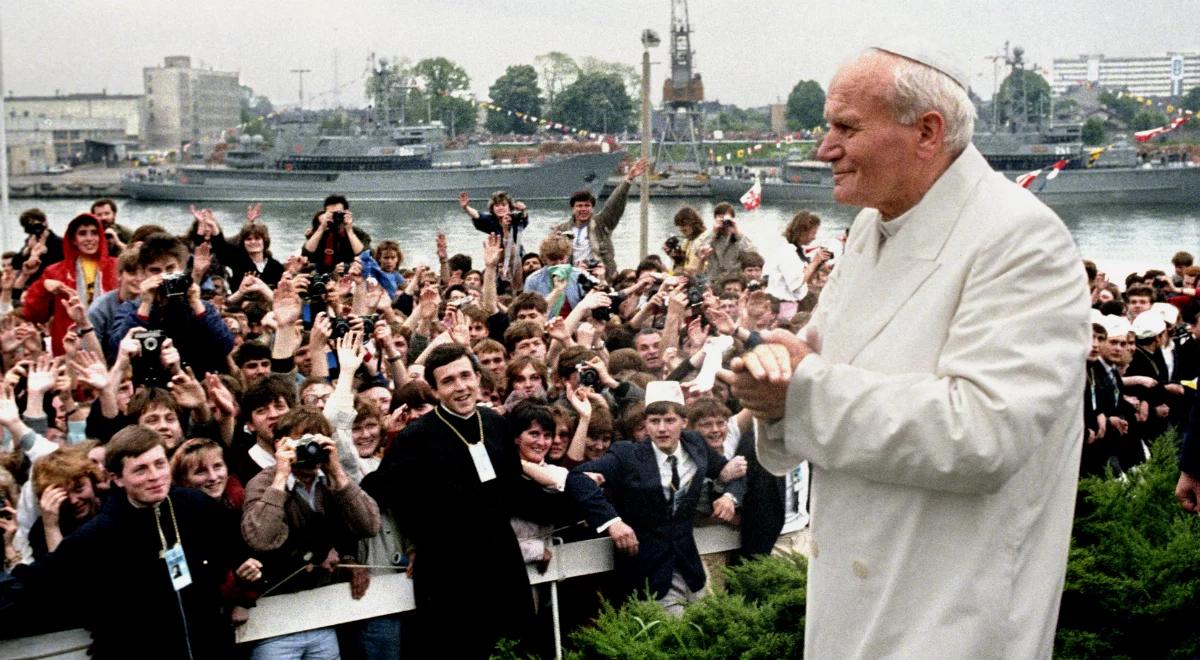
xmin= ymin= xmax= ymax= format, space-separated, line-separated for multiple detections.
xmin=498 ymin=433 xmax=1200 ymax=659
xmin=1056 ymin=433 xmax=1200 ymax=658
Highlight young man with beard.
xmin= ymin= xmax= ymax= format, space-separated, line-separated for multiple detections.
xmin=366 ymin=344 xmax=570 ymax=658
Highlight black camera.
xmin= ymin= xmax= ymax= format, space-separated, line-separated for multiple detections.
xmin=577 ymin=364 xmax=601 ymax=389
xmin=663 ymin=235 xmax=682 ymax=253
xmin=330 ymin=316 xmax=352 ymax=340
xmin=331 ymin=211 xmax=346 ymax=226
xmin=159 ymin=273 xmax=191 ymax=298
xmin=687 ymin=277 xmax=709 ymax=307
xmin=132 ymin=330 xmax=170 ymax=388
xmin=306 ymin=273 xmax=332 ymax=303
xmin=592 ymin=290 xmax=624 ymax=322
xmin=577 ymin=271 xmax=622 ymax=322
xmin=288 ymin=434 xmax=329 ymax=468
xmin=584 ymin=258 xmax=602 ymax=270
xmin=746 ymin=279 xmax=763 ymax=292
xmin=359 ymin=314 xmax=379 ymax=337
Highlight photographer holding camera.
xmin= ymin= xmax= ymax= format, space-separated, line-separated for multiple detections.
xmin=11 ymin=209 xmax=64 ymax=296
xmin=109 ymin=233 xmax=233 ymax=377
xmin=241 ymin=407 xmax=380 ymax=659
xmin=691 ymin=202 xmax=757 ymax=282
xmin=302 ymin=195 xmax=367 ymax=275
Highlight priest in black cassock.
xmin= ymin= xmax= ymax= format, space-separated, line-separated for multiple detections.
xmin=364 ymin=344 xmax=570 ymax=659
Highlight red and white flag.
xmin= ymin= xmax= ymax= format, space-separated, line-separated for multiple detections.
xmin=1135 ymin=126 xmax=1166 ymax=142
xmin=1045 ymin=159 xmax=1069 ymax=180
xmin=740 ymin=180 xmax=762 ymax=210
xmin=1015 ymin=169 xmax=1042 ymax=189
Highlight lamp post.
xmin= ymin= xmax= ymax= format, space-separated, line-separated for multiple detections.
xmin=639 ymin=29 xmax=660 ymax=261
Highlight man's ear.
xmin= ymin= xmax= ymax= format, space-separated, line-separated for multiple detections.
xmin=914 ymin=110 xmax=947 ymax=161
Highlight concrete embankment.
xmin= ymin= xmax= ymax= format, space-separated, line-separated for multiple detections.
xmin=8 ymin=167 xmax=130 ymax=199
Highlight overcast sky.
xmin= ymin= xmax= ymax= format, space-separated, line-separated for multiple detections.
xmin=3 ymin=1 xmax=1196 ymax=109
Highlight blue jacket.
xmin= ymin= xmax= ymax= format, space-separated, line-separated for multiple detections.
xmin=109 ymin=298 xmax=234 ymax=375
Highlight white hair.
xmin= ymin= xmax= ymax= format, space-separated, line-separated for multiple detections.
xmin=865 ymin=48 xmax=976 ymax=155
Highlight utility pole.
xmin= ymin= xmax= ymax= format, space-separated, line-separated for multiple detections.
xmin=333 ymin=50 xmax=340 ymax=108
xmin=291 ymin=68 xmax=311 ymax=112
xmin=0 ymin=7 xmax=10 ymax=252
xmin=640 ymin=29 xmax=661 ymax=261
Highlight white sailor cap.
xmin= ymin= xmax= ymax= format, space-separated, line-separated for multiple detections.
xmin=871 ymin=39 xmax=970 ymax=91
xmin=1089 ymin=308 xmax=1106 ymax=327
xmin=1152 ymin=302 xmax=1181 ymax=326
xmin=645 ymin=381 xmax=685 ymax=406
xmin=1102 ymin=315 xmax=1132 ymax=338
xmin=1131 ymin=311 xmax=1167 ymax=340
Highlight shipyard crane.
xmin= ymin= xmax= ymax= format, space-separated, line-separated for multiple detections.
xmin=654 ymin=0 xmax=705 ymax=171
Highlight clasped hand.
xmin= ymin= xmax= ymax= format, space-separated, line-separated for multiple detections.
xmin=719 ymin=329 xmax=813 ymax=422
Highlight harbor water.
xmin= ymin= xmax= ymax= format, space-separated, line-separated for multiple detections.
xmin=9 ymin=197 xmax=1200 ymax=284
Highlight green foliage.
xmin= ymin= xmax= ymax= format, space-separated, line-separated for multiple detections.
xmin=785 ymin=80 xmax=825 ymax=131
xmin=487 ymin=65 xmax=542 ymax=135
xmin=710 ymin=106 xmax=770 ymax=133
xmin=1131 ymin=108 xmax=1169 ymax=132
xmin=996 ymin=68 xmax=1053 ymax=123
xmin=563 ymin=554 xmax=807 ymax=659
xmin=1100 ymin=90 xmax=1145 ymax=124
xmin=1081 ymin=117 xmax=1105 ymax=146
xmin=534 ymin=52 xmax=580 ymax=112
xmin=1183 ymin=86 xmax=1200 ymax=114
xmin=413 ymin=57 xmax=476 ymax=135
xmin=318 ymin=111 xmax=352 ymax=135
xmin=578 ymin=56 xmax=641 ymax=100
xmin=1056 ymin=433 xmax=1200 ymax=658
xmin=551 ymin=72 xmax=634 ymax=134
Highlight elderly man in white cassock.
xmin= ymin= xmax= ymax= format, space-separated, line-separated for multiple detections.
xmin=725 ymin=45 xmax=1090 ymax=658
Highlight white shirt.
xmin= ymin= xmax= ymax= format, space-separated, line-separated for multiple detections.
xmin=248 ymin=442 xmax=276 ymax=469
xmin=570 ymin=224 xmax=593 ymax=263
xmin=763 ymin=242 xmax=808 ymax=302
xmin=652 ymin=441 xmax=695 ymax=505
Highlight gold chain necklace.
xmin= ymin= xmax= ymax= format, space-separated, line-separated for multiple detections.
xmin=434 ymin=406 xmax=484 ymax=447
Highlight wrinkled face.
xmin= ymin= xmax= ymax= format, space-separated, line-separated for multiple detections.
xmin=548 ymin=420 xmax=571 ymax=461
xmin=1103 ymin=334 xmax=1132 ymax=366
xmin=584 ymin=431 xmax=612 ymax=461
xmin=184 ymin=448 xmax=229 ymax=499
xmin=379 ymin=250 xmax=400 ymax=272
xmin=469 ymin=320 xmax=488 ymax=343
xmin=92 ymin=204 xmax=116 ymax=226
xmin=242 ymin=235 xmax=265 ymax=254
xmin=816 ymin=57 xmax=924 ymax=217
xmin=351 ymin=416 xmax=383 ymax=458
xmin=514 ymin=337 xmax=547 ymax=362
xmin=634 ymin=333 xmax=663 ymax=370
xmin=572 ymin=201 xmax=594 ymax=224
xmin=432 ymin=356 xmax=481 ymax=416
xmin=646 ymin=411 xmax=685 ymax=454
xmin=65 ymin=478 xmax=100 ymax=519
xmin=72 ymin=224 xmax=101 ymax=257
xmin=139 ymin=404 xmax=183 ymax=449
xmin=510 ymin=364 xmax=544 ymax=398
xmin=1128 ymin=296 xmax=1152 ymax=318
xmin=365 ymin=386 xmax=392 ymax=415
xmin=477 ymin=350 xmax=507 ymax=379
xmin=692 ymin=415 xmax=726 ymax=452
xmin=516 ymin=420 xmax=551 ymax=463
xmin=465 ymin=272 xmax=483 ymax=290
xmin=116 ymin=445 xmax=171 ymax=506
xmin=301 ymin=382 xmax=333 ymax=408
xmin=249 ymin=398 xmax=290 ymax=442
xmin=241 ymin=358 xmax=271 ymax=382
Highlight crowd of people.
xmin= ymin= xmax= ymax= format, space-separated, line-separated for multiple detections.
xmin=0 ymin=166 xmax=828 ymax=660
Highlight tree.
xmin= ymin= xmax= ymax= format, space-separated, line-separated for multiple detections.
xmin=412 ymin=57 xmax=476 ymax=135
xmin=551 ymin=72 xmax=634 ymax=134
xmin=239 ymin=85 xmax=273 ymax=123
xmin=1182 ymin=86 xmax=1200 ymax=114
xmin=534 ymin=52 xmax=579 ymax=116
xmin=486 ymin=65 xmax=542 ymax=135
xmin=996 ymin=68 xmax=1053 ymax=124
xmin=319 ymin=111 xmax=352 ymax=135
xmin=1081 ymin=117 xmax=1105 ymax=146
xmin=579 ymin=56 xmax=641 ymax=100
xmin=785 ymin=80 xmax=825 ymax=131
xmin=1099 ymin=90 xmax=1143 ymax=124
xmin=1131 ymin=108 xmax=1168 ymax=132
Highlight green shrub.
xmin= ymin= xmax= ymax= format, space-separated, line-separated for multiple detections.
xmin=1056 ymin=432 xmax=1200 ymax=659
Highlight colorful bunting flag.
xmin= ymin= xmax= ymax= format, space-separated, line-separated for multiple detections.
xmin=1015 ymin=169 xmax=1042 ymax=189
xmin=740 ymin=179 xmax=762 ymax=210
xmin=1045 ymin=159 xmax=1069 ymax=180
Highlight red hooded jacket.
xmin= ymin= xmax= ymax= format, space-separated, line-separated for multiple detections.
xmin=22 ymin=213 xmax=119 ymax=355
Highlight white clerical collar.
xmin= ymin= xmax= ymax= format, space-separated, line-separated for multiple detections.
xmin=439 ymin=403 xmax=478 ymax=420
xmin=249 ymin=442 xmax=276 ymax=468
xmin=878 ymin=206 xmax=915 ymax=239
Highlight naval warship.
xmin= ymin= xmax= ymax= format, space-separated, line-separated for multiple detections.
xmin=122 ymin=119 xmax=626 ymax=203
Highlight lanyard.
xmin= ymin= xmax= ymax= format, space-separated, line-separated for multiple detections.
xmin=153 ymin=495 xmax=183 ymax=553
xmin=434 ymin=407 xmax=484 ymax=447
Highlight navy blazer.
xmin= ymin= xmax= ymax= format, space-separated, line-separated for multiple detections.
xmin=566 ymin=431 xmax=745 ymax=598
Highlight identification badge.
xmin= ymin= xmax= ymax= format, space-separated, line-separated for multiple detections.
xmin=162 ymin=544 xmax=192 ymax=591
xmin=467 ymin=441 xmax=497 ymax=483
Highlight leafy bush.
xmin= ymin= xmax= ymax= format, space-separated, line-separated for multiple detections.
xmin=562 ymin=554 xmax=807 ymax=659
xmin=1056 ymin=433 xmax=1200 ymax=659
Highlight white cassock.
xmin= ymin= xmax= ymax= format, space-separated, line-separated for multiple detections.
xmin=757 ymin=144 xmax=1090 ymax=659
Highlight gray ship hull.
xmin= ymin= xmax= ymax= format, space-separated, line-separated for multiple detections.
xmin=122 ymin=151 xmax=626 ymax=203
xmin=711 ymin=164 xmax=1200 ymax=209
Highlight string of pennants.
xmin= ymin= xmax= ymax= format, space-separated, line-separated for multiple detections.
xmin=474 ymin=97 xmax=609 ymax=139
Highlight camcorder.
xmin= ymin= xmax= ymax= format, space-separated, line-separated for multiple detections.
xmin=159 ymin=273 xmax=191 ymax=299
xmin=131 ymin=329 xmax=170 ymax=388
xmin=287 ymin=434 xmax=330 ymax=468
xmin=577 ymin=271 xmax=624 ymax=322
